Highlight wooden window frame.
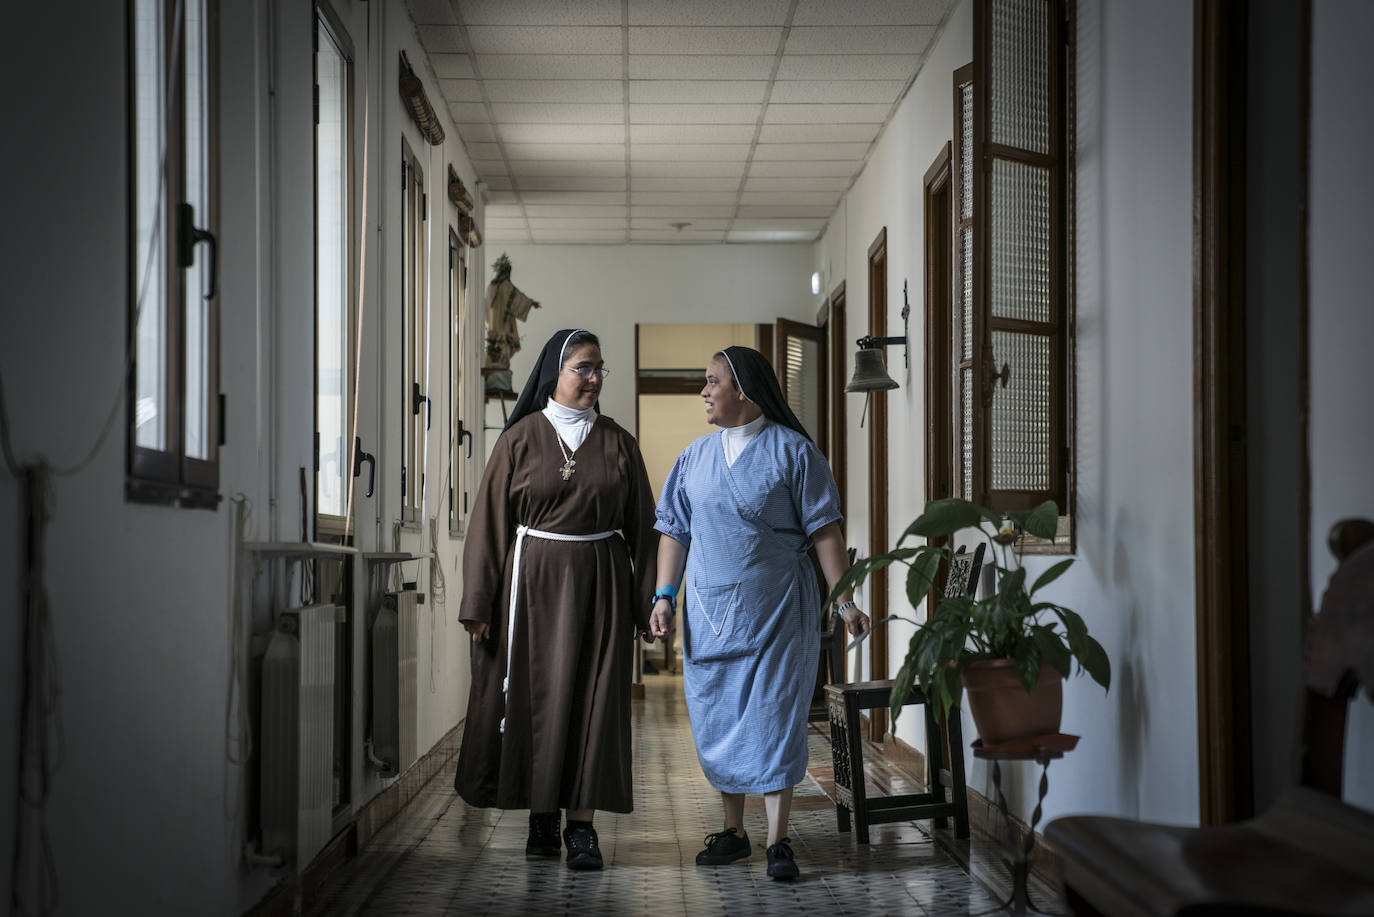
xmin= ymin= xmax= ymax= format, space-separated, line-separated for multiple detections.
xmin=314 ymin=2 xmax=356 ymax=538
xmin=126 ymin=0 xmax=222 ymax=510
xmin=448 ymin=229 xmax=470 ymax=537
xmin=775 ymin=318 xmax=828 ymax=448
xmin=400 ymin=138 xmax=427 ymax=524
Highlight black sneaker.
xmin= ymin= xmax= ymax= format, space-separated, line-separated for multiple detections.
xmin=563 ymin=822 xmax=603 ymax=870
xmin=695 ymin=827 xmax=751 ymax=865
xmin=526 ymin=811 xmax=561 ymax=857
xmin=766 ymin=838 xmax=799 ymax=880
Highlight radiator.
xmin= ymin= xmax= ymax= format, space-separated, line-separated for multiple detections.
xmin=371 ymin=590 xmax=418 ymax=775
xmin=260 ymin=604 xmax=337 ymax=870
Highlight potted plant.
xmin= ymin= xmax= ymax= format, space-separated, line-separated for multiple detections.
xmin=827 ymin=497 xmax=1110 ymax=744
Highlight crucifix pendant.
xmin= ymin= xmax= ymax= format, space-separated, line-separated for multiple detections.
xmin=560 ymin=458 xmax=577 ymax=481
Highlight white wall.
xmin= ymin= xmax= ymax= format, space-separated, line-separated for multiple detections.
xmin=0 ymin=1 xmax=485 ymax=912
xmin=815 ymin=0 xmax=1201 ymax=826
xmin=483 ymin=243 xmax=818 ymax=438
xmin=1309 ymin=0 xmax=1374 ymax=813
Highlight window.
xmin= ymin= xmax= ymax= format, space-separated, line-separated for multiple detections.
xmin=448 ymin=230 xmax=471 ymax=535
xmin=315 ymin=7 xmax=354 ymax=534
xmin=128 ymin=0 xmax=220 ymax=507
xmin=400 ymin=140 xmax=428 ymax=522
xmin=958 ymin=0 xmax=1072 ymax=527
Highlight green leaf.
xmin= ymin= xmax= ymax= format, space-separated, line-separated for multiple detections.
xmin=1030 ymin=558 xmax=1075 ymax=596
xmin=998 ymin=566 xmax=1027 ymax=597
xmin=1075 ymin=634 xmax=1112 ymax=690
xmin=900 ymin=499 xmax=985 ymax=540
xmin=1031 ymin=626 xmax=1072 ymax=677
xmin=905 ymin=550 xmax=943 ymax=610
xmin=1023 ymin=500 xmax=1060 ymax=540
xmin=890 ymin=660 xmax=917 ymax=724
xmin=824 ymin=556 xmax=879 ymax=608
xmin=1014 ymin=638 xmax=1042 ymax=692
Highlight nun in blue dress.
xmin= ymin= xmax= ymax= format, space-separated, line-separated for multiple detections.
xmin=649 ymin=346 xmax=870 ymax=880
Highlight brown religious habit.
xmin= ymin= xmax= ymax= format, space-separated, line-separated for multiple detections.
xmin=454 ymin=412 xmax=656 ymax=814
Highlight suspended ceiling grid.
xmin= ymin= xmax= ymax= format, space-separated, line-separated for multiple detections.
xmin=405 ymin=0 xmax=959 ymax=244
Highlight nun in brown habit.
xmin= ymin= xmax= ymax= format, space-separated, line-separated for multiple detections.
xmin=454 ymin=329 xmax=658 ymax=870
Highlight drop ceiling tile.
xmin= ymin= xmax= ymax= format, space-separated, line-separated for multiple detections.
xmin=631 ymin=218 xmax=731 ymax=230
xmin=631 ymin=205 xmax=737 ymax=218
xmin=504 ymin=142 xmax=625 ymax=160
xmin=489 ymin=103 xmax=623 ymax=123
xmin=758 ymin=122 xmax=881 ymax=143
xmin=484 ymin=176 xmax=514 ymax=191
xmin=785 ymin=26 xmax=937 ymax=54
xmin=484 ymin=79 xmax=623 ymax=104
xmin=527 ymin=217 xmax=629 ymax=229
xmin=631 ymin=144 xmax=750 ymax=161
xmin=793 ymin=0 xmax=951 ymax=26
xmin=448 ymin=102 xmax=491 ymax=123
xmin=763 ymin=103 xmax=892 ymax=123
xmin=629 ymin=80 xmax=768 ymax=104
xmin=629 ymin=103 xmax=761 ymax=124
xmin=752 ymin=142 xmax=871 ymax=160
xmin=474 ymin=54 xmax=623 ymax=80
xmin=417 ymin=25 xmax=465 ymax=53
xmin=439 ymin=79 xmax=484 ymax=102
xmin=747 ymin=159 xmax=859 ymax=177
xmin=732 ymin=218 xmax=827 ymax=231
xmin=629 ymin=0 xmax=791 ymax=26
xmin=629 ymin=55 xmax=775 ymax=80
xmin=726 ymin=229 xmax=819 ymax=242
xmin=514 ymin=176 xmax=628 ymax=190
xmin=770 ymin=80 xmax=906 ymax=104
xmin=629 ymin=191 xmax=739 ymax=205
xmin=529 ymin=230 xmax=628 ymax=242
xmin=508 ymin=160 xmax=626 ymax=177
xmin=458 ymin=0 xmax=622 ymax=26
xmin=486 ymin=228 xmax=532 ymax=242
xmin=471 ymin=158 xmax=508 ymax=176
xmin=630 ymin=230 xmax=730 ymax=242
xmin=631 ymin=160 xmax=745 ymax=177
xmin=484 ymin=204 xmax=525 ymax=219
xmin=406 ymin=0 xmax=458 ymax=25
xmin=466 ymin=26 xmax=622 ymax=55
xmin=524 ymin=204 xmax=627 ymax=218
xmin=498 ymin=123 xmax=625 ymax=144
xmin=515 ymin=190 xmax=628 ymax=205
xmin=743 ymin=175 xmax=851 ymax=192
xmin=630 ymin=27 xmax=782 ymax=55
xmin=457 ymin=122 xmax=497 ymax=143
xmin=739 ymin=191 xmax=841 ymax=206
xmin=630 ymin=123 xmax=756 ymax=144
xmin=429 ymin=53 xmax=475 ymax=79
xmin=467 ymin=142 xmax=504 ymax=160
xmin=485 ymin=189 xmax=519 ymax=203
xmin=736 ymin=204 xmax=835 ymax=218
xmin=485 ymin=216 xmax=528 ymax=229
xmin=776 ymin=53 xmax=921 ymax=80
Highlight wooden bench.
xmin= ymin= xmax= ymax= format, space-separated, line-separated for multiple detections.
xmin=1045 ymin=519 xmax=1374 ymax=916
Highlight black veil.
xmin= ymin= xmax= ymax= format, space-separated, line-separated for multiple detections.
xmin=720 ymin=345 xmax=812 ymax=443
xmin=503 ymin=329 xmax=599 ymax=431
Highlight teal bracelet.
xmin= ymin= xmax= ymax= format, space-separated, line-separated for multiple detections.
xmin=656 ymin=582 xmax=678 ymax=598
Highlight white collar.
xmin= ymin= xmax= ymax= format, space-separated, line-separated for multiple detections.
xmin=543 ymin=398 xmax=596 ymax=425
xmin=721 ymin=413 xmax=767 ymax=440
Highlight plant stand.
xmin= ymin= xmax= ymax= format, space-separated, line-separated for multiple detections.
xmin=970 ymin=733 xmax=1078 ymax=917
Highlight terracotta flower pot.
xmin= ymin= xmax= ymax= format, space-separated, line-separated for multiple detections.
xmin=960 ymin=659 xmax=1063 ymax=745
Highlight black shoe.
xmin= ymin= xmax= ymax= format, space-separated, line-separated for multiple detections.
xmin=526 ymin=811 xmax=561 ymax=857
xmin=563 ymin=822 xmax=603 ymax=870
xmin=766 ymin=838 xmax=799 ymax=880
xmin=695 ymin=827 xmax=751 ymax=865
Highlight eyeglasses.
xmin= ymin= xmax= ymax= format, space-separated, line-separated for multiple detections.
xmin=562 ymin=365 xmax=610 ymax=381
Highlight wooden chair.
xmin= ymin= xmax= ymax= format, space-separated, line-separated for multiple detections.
xmin=809 ymin=546 xmax=858 ymax=723
xmin=825 ymin=543 xmax=985 ymax=842
xmin=1046 ymin=519 xmax=1374 ymax=916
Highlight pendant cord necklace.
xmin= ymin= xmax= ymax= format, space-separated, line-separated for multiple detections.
xmin=554 ymin=430 xmax=577 ymax=481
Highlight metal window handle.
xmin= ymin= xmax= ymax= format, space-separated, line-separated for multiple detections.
xmin=457 ymin=420 xmax=473 ymax=459
xmin=412 ymin=382 xmax=431 ymax=430
xmin=981 ymin=345 xmax=1012 ymax=407
xmin=353 ymin=436 xmax=376 ymax=498
xmin=179 ymin=202 xmax=218 ymax=300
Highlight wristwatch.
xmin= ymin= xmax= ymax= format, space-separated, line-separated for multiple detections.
xmin=652 ymin=592 xmax=677 ymax=613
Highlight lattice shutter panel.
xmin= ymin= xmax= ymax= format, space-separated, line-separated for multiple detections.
xmin=954 ymin=75 xmax=976 ymax=501
xmin=973 ymin=0 xmax=1065 ymax=510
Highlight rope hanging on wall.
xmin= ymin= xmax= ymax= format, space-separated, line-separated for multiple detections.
xmin=398 ymin=50 xmax=444 ymax=146
xmin=447 ymin=165 xmax=473 ymax=215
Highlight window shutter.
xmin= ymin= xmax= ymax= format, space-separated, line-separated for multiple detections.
xmin=972 ymin=0 xmax=1067 ymax=512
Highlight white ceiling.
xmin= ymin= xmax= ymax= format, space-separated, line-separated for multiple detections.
xmin=405 ymin=0 xmax=959 ymax=244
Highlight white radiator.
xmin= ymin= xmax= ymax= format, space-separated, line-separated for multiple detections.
xmin=371 ymin=590 xmax=418 ymax=775
xmin=260 ymin=604 xmax=338 ymax=870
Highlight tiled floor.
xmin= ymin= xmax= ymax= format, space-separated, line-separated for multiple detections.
xmin=310 ymin=675 xmax=1063 ymax=916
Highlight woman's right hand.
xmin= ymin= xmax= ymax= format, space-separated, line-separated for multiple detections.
xmin=648 ymin=599 xmax=676 ymax=640
xmin=462 ymin=620 xmax=490 ymax=644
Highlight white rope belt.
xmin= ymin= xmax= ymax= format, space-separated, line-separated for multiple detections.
xmin=500 ymin=524 xmax=616 ymax=733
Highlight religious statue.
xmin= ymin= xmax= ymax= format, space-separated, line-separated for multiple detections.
xmin=483 ymin=253 xmax=541 ymax=397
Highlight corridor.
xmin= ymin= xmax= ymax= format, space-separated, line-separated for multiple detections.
xmin=309 ymin=676 xmax=1020 ymax=917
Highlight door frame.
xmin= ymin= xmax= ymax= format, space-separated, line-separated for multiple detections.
xmin=867 ymin=227 xmax=890 ymax=741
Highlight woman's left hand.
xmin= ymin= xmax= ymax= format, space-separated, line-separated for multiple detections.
xmin=840 ymin=605 xmax=871 ymax=638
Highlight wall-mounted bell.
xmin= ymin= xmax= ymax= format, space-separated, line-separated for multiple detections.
xmin=846 ymin=347 xmax=899 ymax=392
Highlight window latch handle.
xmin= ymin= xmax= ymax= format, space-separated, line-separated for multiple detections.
xmin=178 ymin=202 xmax=218 ymax=300
xmin=412 ymin=381 xmax=431 ymax=430
xmin=457 ymin=419 xmax=473 ymax=458
xmin=353 ymin=436 xmax=376 ymax=499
